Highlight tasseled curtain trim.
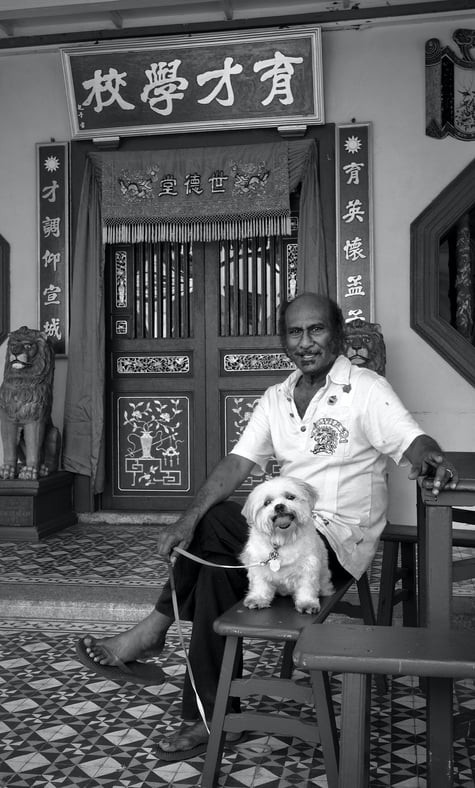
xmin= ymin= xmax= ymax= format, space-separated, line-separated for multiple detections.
xmin=103 ymin=213 xmax=291 ymax=243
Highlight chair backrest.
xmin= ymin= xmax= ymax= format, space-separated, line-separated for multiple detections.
xmin=344 ymin=318 xmax=386 ymax=376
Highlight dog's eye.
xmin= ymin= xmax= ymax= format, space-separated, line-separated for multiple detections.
xmin=264 ymin=498 xmax=272 ymax=506
xmin=286 ymin=494 xmax=295 ymax=501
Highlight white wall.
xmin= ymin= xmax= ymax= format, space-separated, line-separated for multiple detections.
xmin=323 ymin=20 xmax=475 ymax=521
xmin=1 ymin=18 xmax=474 ymax=521
xmin=0 ymin=49 xmax=70 ymax=446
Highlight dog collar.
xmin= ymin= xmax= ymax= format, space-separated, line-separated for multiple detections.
xmin=264 ymin=547 xmax=281 ymax=572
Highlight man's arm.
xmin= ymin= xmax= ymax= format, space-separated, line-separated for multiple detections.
xmin=156 ymin=452 xmax=256 ymax=559
xmin=404 ymin=434 xmax=458 ymax=496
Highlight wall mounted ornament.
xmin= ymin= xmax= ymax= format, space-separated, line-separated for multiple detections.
xmin=426 ymin=29 xmax=475 ymax=140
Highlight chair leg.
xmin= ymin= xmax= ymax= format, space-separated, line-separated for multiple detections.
xmin=310 ymin=669 xmax=340 ymax=788
xmin=400 ymin=542 xmax=417 ymax=626
xmin=202 ymin=634 xmax=242 ymax=788
xmin=376 ymin=541 xmax=399 ymax=626
xmin=338 ymin=672 xmax=371 ymax=788
xmin=280 ymin=641 xmax=295 ymax=679
xmin=357 ymin=573 xmax=387 ymax=693
xmin=356 ymin=573 xmax=376 ymax=625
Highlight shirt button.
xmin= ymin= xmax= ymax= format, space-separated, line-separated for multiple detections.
xmin=300 ymin=426 xmax=306 ymax=432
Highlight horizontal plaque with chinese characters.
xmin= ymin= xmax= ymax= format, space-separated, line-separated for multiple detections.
xmin=37 ymin=142 xmax=69 ymax=356
xmin=61 ymin=26 xmax=324 ymax=139
xmin=336 ymin=123 xmax=374 ymax=323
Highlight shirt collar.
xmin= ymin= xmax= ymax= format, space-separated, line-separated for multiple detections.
xmin=279 ymin=355 xmax=352 ymax=397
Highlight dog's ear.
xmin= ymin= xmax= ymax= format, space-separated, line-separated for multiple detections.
xmin=241 ymin=488 xmax=257 ymax=524
xmin=294 ymin=478 xmax=318 ymax=509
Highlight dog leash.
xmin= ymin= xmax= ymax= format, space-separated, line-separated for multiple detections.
xmin=172 ymin=545 xmax=279 ymax=569
xmin=165 ymin=545 xmax=284 ymax=737
xmin=167 ymin=558 xmax=211 ymax=733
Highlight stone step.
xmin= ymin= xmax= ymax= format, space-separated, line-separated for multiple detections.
xmin=77 ymin=511 xmax=180 ymax=526
xmin=0 ymin=581 xmax=161 ymax=622
xmin=3 ymin=514 xmax=474 ymax=626
xmin=1 ymin=516 xmax=172 ymax=622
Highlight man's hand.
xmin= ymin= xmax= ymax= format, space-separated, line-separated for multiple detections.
xmin=155 ymin=452 xmax=255 ymax=562
xmin=157 ymin=513 xmax=197 ymax=562
xmin=405 ymin=436 xmax=458 ymax=497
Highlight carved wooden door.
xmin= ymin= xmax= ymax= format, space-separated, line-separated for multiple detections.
xmin=103 ymin=226 xmax=298 ymax=511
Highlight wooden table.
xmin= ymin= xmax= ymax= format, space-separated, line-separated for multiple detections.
xmin=417 ymin=451 xmax=475 ymax=787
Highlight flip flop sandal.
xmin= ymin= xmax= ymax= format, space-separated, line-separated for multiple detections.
xmin=75 ymin=638 xmax=166 ymax=686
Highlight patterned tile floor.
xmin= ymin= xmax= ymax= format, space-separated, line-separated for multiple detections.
xmin=1 ymin=523 xmax=475 ymax=787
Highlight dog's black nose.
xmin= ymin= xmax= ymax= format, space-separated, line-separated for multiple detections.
xmin=274 ymin=503 xmax=285 ymax=514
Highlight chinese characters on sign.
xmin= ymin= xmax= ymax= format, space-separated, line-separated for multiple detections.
xmin=336 ymin=124 xmax=374 ymax=323
xmin=61 ymin=27 xmax=324 ymax=139
xmin=37 ymin=142 xmax=69 ymax=355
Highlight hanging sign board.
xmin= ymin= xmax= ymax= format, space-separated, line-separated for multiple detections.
xmin=37 ymin=142 xmax=69 ymax=356
xmin=61 ymin=26 xmax=324 ymax=139
xmin=336 ymin=123 xmax=374 ymax=323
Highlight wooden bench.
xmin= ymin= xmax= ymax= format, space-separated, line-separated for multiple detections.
xmin=293 ymin=622 xmax=475 ymax=788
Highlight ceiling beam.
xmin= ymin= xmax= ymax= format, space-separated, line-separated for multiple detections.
xmin=0 ymin=0 xmax=473 ymax=50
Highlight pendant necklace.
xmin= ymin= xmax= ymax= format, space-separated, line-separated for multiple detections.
xmin=267 ymin=546 xmax=281 ymax=572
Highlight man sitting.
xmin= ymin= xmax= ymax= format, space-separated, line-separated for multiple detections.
xmin=77 ymin=292 xmax=457 ymax=761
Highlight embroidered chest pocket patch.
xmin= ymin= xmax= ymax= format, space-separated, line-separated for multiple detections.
xmin=310 ymin=417 xmax=349 ymax=456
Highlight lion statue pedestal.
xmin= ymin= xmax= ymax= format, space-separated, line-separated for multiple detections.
xmin=0 ymin=327 xmax=75 ymax=540
xmin=0 ymin=326 xmax=61 ymax=480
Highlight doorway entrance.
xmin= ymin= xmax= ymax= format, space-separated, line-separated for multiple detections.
xmin=68 ymin=127 xmax=336 ymax=513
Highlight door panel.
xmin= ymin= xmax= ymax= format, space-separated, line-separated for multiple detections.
xmin=204 ymin=234 xmax=298 ymax=494
xmin=103 ymin=242 xmax=207 ymax=510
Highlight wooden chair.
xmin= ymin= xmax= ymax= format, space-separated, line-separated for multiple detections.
xmin=201 ymin=574 xmax=377 ymax=788
xmin=202 ymin=322 xmax=392 ymax=787
xmin=377 ymin=508 xmax=475 ymax=627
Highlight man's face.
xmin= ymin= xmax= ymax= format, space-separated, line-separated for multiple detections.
xmin=283 ymin=297 xmax=338 ymax=377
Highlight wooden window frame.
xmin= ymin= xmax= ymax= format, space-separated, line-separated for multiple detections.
xmin=411 ymin=160 xmax=475 ymax=388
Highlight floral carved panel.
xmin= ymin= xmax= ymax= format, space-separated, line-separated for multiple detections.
xmin=117 ymin=396 xmax=190 ymax=493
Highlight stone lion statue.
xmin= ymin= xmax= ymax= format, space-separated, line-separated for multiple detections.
xmin=0 ymin=326 xmax=61 ymax=480
xmin=344 ymin=318 xmax=386 ymax=376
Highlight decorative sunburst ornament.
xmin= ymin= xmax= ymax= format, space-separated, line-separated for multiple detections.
xmin=344 ymin=135 xmax=362 ymax=155
xmin=44 ymin=155 xmax=60 ymax=172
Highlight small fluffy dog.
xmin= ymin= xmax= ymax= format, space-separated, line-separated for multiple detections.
xmin=240 ymin=476 xmax=334 ymax=614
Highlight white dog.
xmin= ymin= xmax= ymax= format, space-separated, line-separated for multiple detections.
xmin=240 ymin=476 xmax=334 ymax=614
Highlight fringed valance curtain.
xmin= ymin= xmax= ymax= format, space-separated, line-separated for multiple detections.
xmin=100 ymin=143 xmax=291 ymax=244
xmin=63 ymin=139 xmax=327 ymax=492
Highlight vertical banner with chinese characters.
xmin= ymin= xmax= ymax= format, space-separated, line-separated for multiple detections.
xmin=336 ymin=123 xmax=374 ymax=323
xmin=37 ymin=142 xmax=69 ymax=356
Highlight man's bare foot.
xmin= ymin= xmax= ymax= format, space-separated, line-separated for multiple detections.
xmin=82 ymin=609 xmax=171 ymax=666
xmin=157 ymin=720 xmax=209 ymax=757
xmin=156 ymin=720 xmax=244 ymax=761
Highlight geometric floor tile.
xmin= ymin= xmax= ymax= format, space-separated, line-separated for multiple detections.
xmin=1 ymin=523 xmax=475 ymax=787
xmin=1 ymin=617 xmax=475 ymax=787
